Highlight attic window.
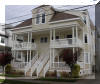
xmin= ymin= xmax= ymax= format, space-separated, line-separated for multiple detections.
xmin=84 ymin=34 xmax=88 ymax=43
xmin=83 ymin=16 xmax=86 ymax=24
xmin=36 ymin=14 xmax=40 ymax=24
xmin=42 ymin=13 xmax=45 ymax=23
xmin=36 ymin=9 xmax=45 ymax=24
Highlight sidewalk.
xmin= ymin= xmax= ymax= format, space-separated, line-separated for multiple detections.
xmin=0 ymin=76 xmax=37 ymax=80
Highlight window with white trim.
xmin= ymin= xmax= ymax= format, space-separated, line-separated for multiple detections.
xmin=85 ymin=53 xmax=89 ymax=63
xmin=36 ymin=9 xmax=45 ymax=24
xmin=36 ymin=14 xmax=40 ymax=24
xmin=42 ymin=13 xmax=45 ymax=23
xmin=84 ymin=34 xmax=88 ymax=43
xmin=40 ymin=37 xmax=48 ymax=43
xmin=1 ymin=37 xmax=5 ymax=43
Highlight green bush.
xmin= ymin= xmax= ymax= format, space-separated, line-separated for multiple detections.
xmin=5 ymin=64 xmax=12 ymax=74
xmin=71 ymin=64 xmax=80 ymax=78
xmin=45 ymin=70 xmax=57 ymax=77
xmin=60 ymin=72 xmax=69 ymax=78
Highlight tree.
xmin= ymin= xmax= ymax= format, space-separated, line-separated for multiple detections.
xmin=59 ymin=48 xmax=81 ymax=73
xmin=0 ymin=51 xmax=13 ymax=72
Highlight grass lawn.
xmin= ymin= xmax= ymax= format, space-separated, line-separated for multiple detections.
xmin=36 ymin=77 xmax=78 ymax=82
xmin=0 ymin=79 xmax=43 ymax=84
xmin=0 ymin=73 xmax=24 ymax=77
xmin=0 ymin=79 xmax=5 ymax=83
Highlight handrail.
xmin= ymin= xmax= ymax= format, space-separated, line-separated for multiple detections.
xmin=13 ymin=41 xmax=36 ymax=50
xmin=43 ymin=60 xmax=50 ymax=77
xmin=30 ymin=53 xmax=45 ymax=77
xmin=25 ymin=53 xmax=38 ymax=76
xmin=51 ymin=38 xmax=83 ymax=48
xmin=37 ymin=54 xmax=49 ymax=77
xmin=12 ymin=62 xmax=27 ymax=70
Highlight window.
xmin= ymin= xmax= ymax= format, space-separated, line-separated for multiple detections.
xmin=40 ymin=37 xmax=48 ymax=43
xmin=40 ymin=37 xmax=44 ymax=43
xmin=42 ymin=13 xmax=45 ymax=23
xmin=1 ymin=37 xmax=5 ymax=43
xmin=83 ymin=16 xmax=86 ymax=24
xmin=84 ymin=34 xmax=88 ymax=43
xmin=67 ymin=35 xmax=72 ymax=38
xmin=36 ymin=9 xmax=45 ymax=24
xmin=32 ymin=39 xmax=35 ymax=43
xmin=85 ymin=53 xmax=89 ymax=63
xmin=44 ymin=37 xmax=47 ymax=43
xmin=67 ymin=35 xmax=72 ymax=44
xmin=16 ymin=52 xmax=22 ymax=61
xmin=36 ymin=14 xmax=40 ymax=24
xmin=56 ymin=36 xmax=59 ymax=40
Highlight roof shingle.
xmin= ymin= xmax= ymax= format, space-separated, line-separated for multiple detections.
xmin=50 ymin=11 xmax=79 ymax=22
xmin=15 ymin=18 xmax=32 ymax=28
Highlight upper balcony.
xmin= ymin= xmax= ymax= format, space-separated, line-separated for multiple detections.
xmin=12 ymin=41 xmax=37 ymax=50
xmin=50 ymin=38 xmax=83 ymax=48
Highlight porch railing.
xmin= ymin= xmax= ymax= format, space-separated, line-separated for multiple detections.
xmin=52 ymin=62 xmax=70 ymax=70
xmin=13 ymin=41 xmax=36 ymax=50
xmin=50 ymin=38 xmax=83 ymax=48
xmin=12 ymin=62 xmax=27 ymax=70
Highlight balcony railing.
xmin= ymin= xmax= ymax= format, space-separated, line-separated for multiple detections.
xmin=13 ymin=41 xmax=37 ymax=50
xmin=12 ymin=62 xmax=27 ymax=70
xmin=50 ymin=38 xmax=83 ymax=48
xmin=52 ymin=62 xmax=71 ymax=71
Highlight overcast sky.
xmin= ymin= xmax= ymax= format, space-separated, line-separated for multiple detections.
xmin=0 ymin=0 xmax=99 ymax=25
xmin=5 ymin=5 xmax=95 ymax=26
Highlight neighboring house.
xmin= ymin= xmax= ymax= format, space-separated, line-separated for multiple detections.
xmin=10 ymin=5 xmax=95 ymax=77
xmin=0 ymin=24 xmax=9 ymax=52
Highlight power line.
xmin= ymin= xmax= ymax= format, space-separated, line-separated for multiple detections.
xmin=6 ymin=5 xmax=92 ymax=21
xmin=6 ymin=5 xmax=68 ymax=21
xmin=5 ymin=5 xmax=94 ymax=26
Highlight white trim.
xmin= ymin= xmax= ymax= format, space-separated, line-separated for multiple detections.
xmin=13 ymin=24 xmax=78 ymax=35
xmin=10 ymin=25 xmax=32 ymax=31
xmin=49 ymin=18 xmax=81 ymax=24
xmin=35 ymin=12 xmax=46 ymax=25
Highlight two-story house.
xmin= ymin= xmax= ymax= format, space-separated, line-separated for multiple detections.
xmin=10 ymin=5 xmax=95 ymax=77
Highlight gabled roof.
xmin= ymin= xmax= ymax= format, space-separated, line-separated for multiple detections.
xmin=14 ymin=6 xmax=79 ymax=28
xmin=14 ymin=18 xmax=32 ymax=28
xmin=34 ymin=5 xmax=51 ymax=9
xmin=50 ymin=11 xmax=79 ymax=22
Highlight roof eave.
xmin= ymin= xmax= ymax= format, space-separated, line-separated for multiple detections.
xmin=10 ymin=25 xmax=32 ymax=31
xmin=49 ymin=18 xmax=81 ymax=24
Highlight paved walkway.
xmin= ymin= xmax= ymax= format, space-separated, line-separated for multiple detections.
xmin=0 ymin=74 xmax=97 ymax=84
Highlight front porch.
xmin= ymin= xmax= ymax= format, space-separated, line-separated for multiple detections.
xmin=11 ymin=24 xmax=88 ymax=77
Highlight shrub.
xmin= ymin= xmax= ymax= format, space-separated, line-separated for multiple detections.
xmin=45 ymin=70 xmax=57 ymax=77
xmin=5 ymin=64 xmax=12 ymax=74
xmin=11 ymin=70 xmax=24 ymax=75
xmin=60 ymin=72 xmax=69 ymax=78
xmin=71 ymin=64 xmax=80 ymax=78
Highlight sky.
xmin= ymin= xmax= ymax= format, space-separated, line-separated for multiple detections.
xmin=0 ymin=0 xmax=99 ymax=25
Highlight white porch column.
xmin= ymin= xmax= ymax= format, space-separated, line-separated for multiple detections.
xmin=30 ymin=32 xmax=32 ymax=66
xmin=53 ymin=48 xmax=55 ymax=68
xmin=72 ymin=26 xmax=75 ymax=44
xmin=76 ymin=25 xmax=78 ymax=41
xmin=53 ymin=29 xmax=56 ymax=41
xmin=27 ymin=32 xmax=29 ymax=62
xmin=28 ymin=32 xmax=29 ymax=43
xmin=50 ymin=29 xmax=52 ymax=68
xmin=21 ymin=51 xmax=23 ymax=61
xmin=53 ymin=29 xmax=55 ymax=68
xmin=72 ymin=27 xmax=75 ymax=62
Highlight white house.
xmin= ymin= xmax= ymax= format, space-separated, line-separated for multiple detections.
xmin=10 ymin=5 xmax=95 ymax=77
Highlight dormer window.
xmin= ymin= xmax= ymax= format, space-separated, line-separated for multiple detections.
xmin=42 ymin=13 xmax=45 ymax=23
xmin=83 ymin=16 xmax=86 ymax=24
xmin=36 ymin=14 xmax=40 ymax=24
xmin=36 ymin=9 xmax=45 ymax=24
